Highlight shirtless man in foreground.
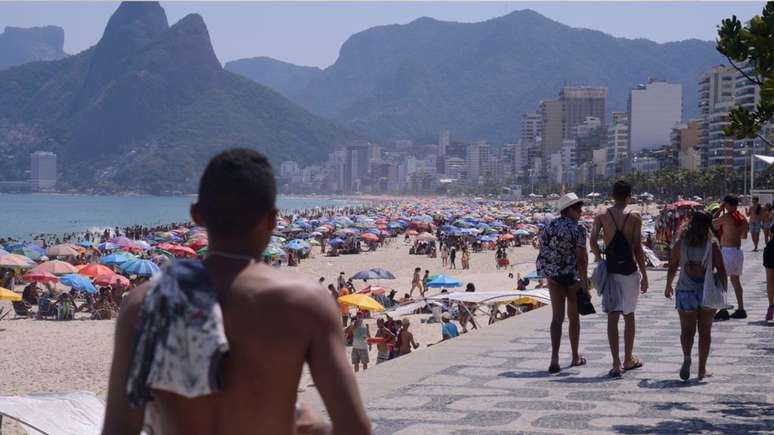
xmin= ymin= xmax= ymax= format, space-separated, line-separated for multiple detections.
xmin=713 ymin=195 xmax=749 ymax=320
xmin=102 ymin=149 xmax=371 ymax=435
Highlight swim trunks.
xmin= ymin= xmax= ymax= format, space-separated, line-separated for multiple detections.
xmin=750 ymin=222 xmax=762 ymax=234
xmin=602 ymin=271 xmax=641 ymax=315
xmin=721 ymin=247 xmax=744 ymax=276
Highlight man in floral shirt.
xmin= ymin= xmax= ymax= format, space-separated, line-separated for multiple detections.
xmin=536 ymin=193 xmax=589 ymax=374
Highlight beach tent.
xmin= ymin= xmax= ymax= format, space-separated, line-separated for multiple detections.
xmin=427 ymin=289 xmax=551 ymax=306
xmin=384 ymin=300 xmax=429 ymax=317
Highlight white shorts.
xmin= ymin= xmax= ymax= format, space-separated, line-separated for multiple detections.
xmin=721 ymin=247 xmax=744 ymax=276
xmin=603 ymin=271 xmax=641 ymax=315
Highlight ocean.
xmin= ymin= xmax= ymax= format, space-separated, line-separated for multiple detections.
xmin=0 ymin=194 xmax=355 ymax=240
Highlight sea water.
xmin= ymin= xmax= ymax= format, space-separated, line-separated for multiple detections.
xmin=0 ymin=194 xmax=354 ymax=240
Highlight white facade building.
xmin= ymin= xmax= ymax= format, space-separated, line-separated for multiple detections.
xmin=628 ymin=80 xmax=683 ymax=153
xmin=30 ymin=151 xmax=57 ymax=190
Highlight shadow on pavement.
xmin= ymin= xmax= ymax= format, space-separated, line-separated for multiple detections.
xmin=637 ymin=378 xmax=706 ymax=389
xmin=498 ymin=370 xmax=571 ymax=379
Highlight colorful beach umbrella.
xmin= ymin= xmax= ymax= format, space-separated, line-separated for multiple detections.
xmin=31 ymin=260 xmax=79 ymax=276
xmin=337 ymin=294 xmax=384 ymax=312
xmin=100 ymin=253 xmax=133 ymax=266
xmin=120 ymin=259 xmax=160 ymax=277
xmin=46 ymin=244 xmax=79 ymax=257
xmin=426 ymin=275 xmax=462 ymax=288
xmin=78 ymin=263 xmax=114 ymax=278
xmin=0 ymin=254 xmax=36 ymax=268
xmin=22 ymin=271 xmax=59 ymax=284
xmin=0 ymin=287 xmax=21 ymax=301
xmin=60 ymin=274 xmax=97 ymax=294
xmin=167 ymin=245 xmax=197 ymax=258
xmin=94 ymin=273 xmax=131 ymax=288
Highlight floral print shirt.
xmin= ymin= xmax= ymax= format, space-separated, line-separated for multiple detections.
xmin=536 ymin=216 xmax=587 ymax=281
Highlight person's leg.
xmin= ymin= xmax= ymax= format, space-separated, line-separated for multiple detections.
xmin=730 ymin=275 xmax=745 ymax=312
xmin=623 ymin=312 xmax=637 ymax=368
xmin=566 ymin=286 xmax=581 ymax=364
xmin=548 ymin=283 xmax=567 ymax=371
xmin=752 ymin=227 xmax=760 ymax=251
xmin=607 ymin=311 xmax=622 ymax=372
xmin=697 ymin=308 xmax=716 ymax=379
xmin=678 ymin=310 xmax=697 ymax=380
xmin=767 ymin=268 xmax=774 ymax=308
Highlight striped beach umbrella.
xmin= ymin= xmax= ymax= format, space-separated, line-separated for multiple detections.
xmin=120 ymin=259 xmax=160 ymax=277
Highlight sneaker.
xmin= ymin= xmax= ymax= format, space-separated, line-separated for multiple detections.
xmin=714 ymin=309 xmax=730 ymax=321
xmin=766 ymin=306 xmax=774 ymax=322
xmin=730 ymin=309 xmax=747 ymax=319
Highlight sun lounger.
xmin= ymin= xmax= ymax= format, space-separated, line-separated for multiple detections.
xmin=12 ymin=301 xmax=32 ymax=319
xmin=0 ymin=391 xmax=105 ymax=435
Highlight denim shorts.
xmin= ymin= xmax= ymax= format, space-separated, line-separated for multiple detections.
xmin=676 ymin=276 xmax=705 ymax=311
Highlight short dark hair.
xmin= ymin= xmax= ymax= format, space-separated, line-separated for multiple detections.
xmin=724 ymin=195 xmax=739 ymax=207
xmin=612 ymin=180 xmax=632 ymax=201
xmin=752 ymin=196 xmax=759 ymax=202
xmin=197 ymin=149 xmax=276 ymax=236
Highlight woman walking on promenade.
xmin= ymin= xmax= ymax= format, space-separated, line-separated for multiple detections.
xmin=664 ymin=211 xmax=727 ymax=380
xmin=536 ymin=193 xmax=589 ymax=373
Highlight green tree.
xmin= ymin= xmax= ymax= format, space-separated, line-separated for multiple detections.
xmin=717 ymin=2 xmax=774 ymax=143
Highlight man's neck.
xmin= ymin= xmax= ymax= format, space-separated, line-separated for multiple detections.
xmin=611 ymin=201 xmax=627 ymax=210
xmin=207 ymin=238 xmax=266 ymax=261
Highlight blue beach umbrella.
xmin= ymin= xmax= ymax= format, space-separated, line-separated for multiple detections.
xmin=285 ymin=239 xmax=310 ymax=251
xmin=120 ymin=259 xmax=160 ymax=277
xmin=60 ymin=274 xmax=97 ymax=294
xmin=426 ymin=275 xmax=462 ymax=288
xmin=78 ymin=241 xmax=95 ymax=248
xmin=328 ymin=238 xmax=345 ymax=246
xmin=98 ymin=242 xmax=120 ymax=251
xmin=100 ymin=253 xmax=133 ymax=266
xmin=523 ymin=271 xmax=542 ymax=280
xmin=13 ymin=247 xmax=43 ymax=261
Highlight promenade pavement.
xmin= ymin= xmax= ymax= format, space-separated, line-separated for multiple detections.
xmin=300 ymin=242 xmax=774 ymax=434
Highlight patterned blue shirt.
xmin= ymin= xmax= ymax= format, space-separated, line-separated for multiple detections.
xmin=536 ymin=216 xmax=587 ymax=281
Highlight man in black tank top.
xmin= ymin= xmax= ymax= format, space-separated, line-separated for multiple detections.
xmin=590 ymin=180 xmax=649 ymax=377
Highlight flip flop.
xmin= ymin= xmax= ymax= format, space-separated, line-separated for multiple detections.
xmin=624 ymin=356 xmax=643 ymax=371
xmin=548 ymin=362 xmax=561 ymax=374
xmin=679 ymin=359 xmax=691 ymax=381
xmin=571 ymin=356 xmax=587 ymax=367
xmin=698 ymin=370 xmax=713 ymax=380
xmin=608 ymin=368 xmax=622 ymax=378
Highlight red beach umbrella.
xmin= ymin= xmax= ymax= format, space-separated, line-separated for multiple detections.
xmin=22 ymin=271 xmax=59 ymax=284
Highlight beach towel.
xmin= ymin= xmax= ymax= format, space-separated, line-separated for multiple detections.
xmin=126 ymin=260 xmax=229 ymax=408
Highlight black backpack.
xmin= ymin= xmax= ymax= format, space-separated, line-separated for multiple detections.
xmin=605 ymin=210 xmax=638 ymax=275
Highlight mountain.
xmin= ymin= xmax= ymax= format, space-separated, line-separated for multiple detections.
xmin=0 ymin=25 xmax=67 ymax=69
xmin=225 ymin=57 xmax=322 ymax=101
xmin=0 ymin=1 xmax=351 ymax=193
xmin=229 ymin=10 xmax=724 ymax=144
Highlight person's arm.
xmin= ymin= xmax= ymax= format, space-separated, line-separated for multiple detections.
xmin=576 ymin=227 xmax=589 ymax=292
xmin=741 ymin=219 xmax=749 ymax=239
xmin=101 ymin=285 xmax=149 ymax=435
xmin=711 ymin=242 xmax=728 ymax=290
xmin=306 ymin=290 xmax=371 ymax=435
xmin=664 ymin=240 xmax=680 ymax=299
xmin=410 ymin=332 xmax=419 ymax=349
xmin=631 ymin=216 xmax=648 ymax=293
xmin=589 ymin=215 xmax=602 ymax=262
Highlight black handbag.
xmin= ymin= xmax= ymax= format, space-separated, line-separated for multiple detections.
xmin=577 ymin=287 xmax=596 ymax=315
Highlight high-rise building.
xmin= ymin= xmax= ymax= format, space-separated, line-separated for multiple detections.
xmin=573 ymin=116 xmax=605 ymax=165
xmin=628 ymin=79 xmax=683 ymax=155
xmin=30 ymin=151 xmax=57 ymax=190
xmin=697 ymin=65 xmax=736 ymax=168
xmin=606 ymin=113 xmax=629 ymax=177
xmin=438 ymin=130 xmax=450 ymax=156
xmin=671 ymin=120 xmax=701 ymax=171
xmin=560 ymin=86 xmax=608 ymax=139
xmin=520 ymin=112 xmax=542 ymax=144
xmin=465 ymin=142 xmax=490 ymax=185
xmin=345 ymin=143 xmax=371 ymax=192
xmin=539 ymin=99 xmax=564 ymax=159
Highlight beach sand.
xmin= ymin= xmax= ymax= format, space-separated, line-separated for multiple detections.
xmin=0 ymin=239 xmax=541 ymax=434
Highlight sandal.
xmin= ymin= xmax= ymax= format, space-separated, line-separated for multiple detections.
xmin=698 ymin=369 xmax=713 ymax=380
xmin=608 ymin=368 xmax=622 ymax=378
xmin=548 ymin=362 xmax=561 ymax=374
xmin=679 ymin=358 xmax=691 ymax=381
xmin=623 ymin=356 xmax=643 ymax=371
xmin=571 ymin=356 xmax=587 ymax=367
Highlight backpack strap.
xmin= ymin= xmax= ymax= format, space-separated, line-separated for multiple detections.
xmin=607 ymin=209 xmax=621 ymax=231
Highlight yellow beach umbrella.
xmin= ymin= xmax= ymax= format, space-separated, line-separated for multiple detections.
xmin=337 ymin=293 xmax=384 ymax=312
xmin=0 ymin=287 xmax=21 ymax=302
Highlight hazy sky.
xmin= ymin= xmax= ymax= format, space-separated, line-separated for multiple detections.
xmin=0 ymin=2 xmax=766 ymax=68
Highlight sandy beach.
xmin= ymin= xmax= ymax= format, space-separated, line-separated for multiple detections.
xmin=0 ymin=235 xmax=542 ymax=434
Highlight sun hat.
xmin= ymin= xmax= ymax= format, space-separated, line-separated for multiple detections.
xmin=556 ymin=193 xmax=583 ymax=213
xmin=441 ymin=312 xmax=452 ymax=321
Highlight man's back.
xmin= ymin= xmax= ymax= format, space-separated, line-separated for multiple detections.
xmin=106 ymin=260 xmax=369 ymax=435
xmin=596 ymin=207 xmax=641 ymax=249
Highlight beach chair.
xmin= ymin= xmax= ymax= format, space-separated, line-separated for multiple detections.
xmin=0 ymin=307 xmax=8 ymax=321
xmin=57 ymin=300 xmax=74 ymax=321
xmin=12 ymin=301 xmax=32 ymax=319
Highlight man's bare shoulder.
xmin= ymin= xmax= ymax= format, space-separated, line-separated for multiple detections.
xmin=233 ymin=264 xmax=332 ymax=313
xmin=627 ymin=211 xmax=643 ymax=223
xmin=116 ymin=282 xmax=153 ymax=332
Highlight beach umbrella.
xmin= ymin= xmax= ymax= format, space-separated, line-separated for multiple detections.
xmin=100 ymin=253 xmax=133 ymax=266
xmin=46 ymin=244 xmax=79 ymax=257
xmin=151 ymin=248 xmax=175 ymax=259
xmin=0 ymin=249 xmax=8 ymax=256
xmin=32 ymin=260 xmax=79 ymax=276
xmin=94 ymin=273 xmax=130 ymax=288
xmin=132 ymin=240 xmax=152 ymax=251
xmin=196 ymin=247 xmax=209 ymax=256
xmin=78 ymin=241 xmax=95 ymax=249
xmin=78 ymin=263 xmax=114 ymax=278
xmin=514 ymin=229 xmax=530 ymax=236
xmin=109 ymin=237 xmax=134 ymax=247
xmin=167 ymin=245 xmax=197 ymax=258
xmin=361 ymin=233 xmax=379 ymax=242
xmin=13 ymin=247 xmax=43 ymax=261
xmin=120 ymin=259 xmax=160 ymax=277
xmin=351 ymin=269 xmax=382 ymax=280
xmin=60 ymin=274 xmax=97 ymax=294
xmin=0 ymin=287 xmax=21 ymax=302
xmin=285 ymin=239 xmax=310 ymax=251
xmin=523 ymin=270 xmax=542 ymax=280
xmin=367 ymin=268 xmax=395 ymax=279
xmin=337 ymin=294 xmax=384 ymax=312
xmin=98 ymin=242 xmax=120 ymax=251
xmin=22 ymin=271 xmax=59 ymax=284
xmin=499 ymin=234 xmax=514 ymax=240
xmin=416 ymin=233 xmax=437 ymax=241
xmin=328 ymin=238 xmax=345 ymax=246
xmin=426 ymin=274 xmax=462 ymax=288
xmin=0 ymin=254 xmax=36 ymax=268
xmin=358 ymin=286 xmax=387 ymax=296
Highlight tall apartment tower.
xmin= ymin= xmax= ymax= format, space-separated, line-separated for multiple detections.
xmin=438 ymin=129 xmax=450 ymax=156
xmin=697 ymin=66 xmax=736 ymax=168
xmin=627 ymin=79 xmax=683 ymax=154
xmin=30 ymin=151 xmax=57 ymax=190
xmin=520 ymin=112 xmax=542 ymax=143
xmin=560 ymin=86 xmax=608 ymax=139
xmin=539 ymin=99 xmax=564 ymax=158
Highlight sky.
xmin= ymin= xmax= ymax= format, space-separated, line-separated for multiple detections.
xmin=0 ymin=1 xmax=767 ymax=68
